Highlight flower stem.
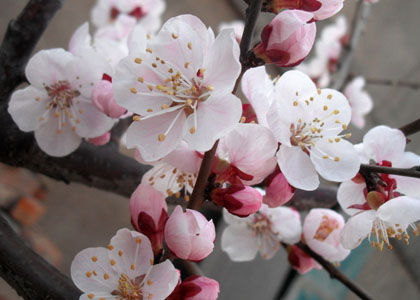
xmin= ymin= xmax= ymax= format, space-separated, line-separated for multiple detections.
xmin=359 ymin=164 xmax=420 ymax=179
xmin=399 ymin=118 xmax=420 ymax=137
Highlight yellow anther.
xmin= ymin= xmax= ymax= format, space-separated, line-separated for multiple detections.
xmin=158 ymin=134 xmax=166 ymax=142
xmin=293 ymin=101 xmax=298 ymax=106
xmin=134 ymin=58 xmax=142 ymax=64
xmin=184 ymin=62 xmax=190 ymax=68
xmin=130 ymin=264 xmax=135 ymax=270
xmin=168 ymin=68 xmax=174 ymax=73
xmin=240 ymin=116 xmax=246 ymax=123
xmin=335 ymin=138 xmax=341 ymax=142
xmin=91 ymin=256 xmax=98 ymax=262
xmin=327 ymin=94 xmax=333 ymax=99
xmin=172 ymin=33 xmax=178 ymax=39
xmin=88 ymin=294 xmax=94 ymax=299
xmin=146 ymin=48 xmax=152 ymax=53
xmin=107 ymin=245 xmax=114 ymax=250
xmin=103 ymin=273 xmax=109 ymax=280
xmin=317 ymin=89 xmax=321 ymax=95
xmin=136 ymin=238 xmax=142 ymax=244
xmin=333 ymin=110 xmax=340 ymax=115
xmin=152 ymin=63 xmax=157 ymax=68
xmin=342 ymin=124 xmax=348 ymax=130
xmin=187 ymin=42 xmax=192 ymax=50
xmin=345 ymin=133 xmax=352 ymax=138
xmin=85 ymin=271 xmax=92 ymax=278
xmin=118 ymin=250 xmax=123 ymax=256
xmin=323 ymin=105 xmax=328 ymax=111
xmin=161 ymin=104 xmax=169 ymax=109
xmin=189 ymin=127 xmax=196 ymax=134
xmin=147 ymin=108 xmax=153 ymax=112
xmin=130 ymin=87 xmax=137 ymax=94
xmin=137 ymin=76 xmax=144 ymax=83
xmin=110 ymin=259 xmax=116 ymax=266
xmin=334 ymin=157 xmax=340 ymax=162
xmin=133 ymin=115 xmax=141 ymax=121
xmin=148 ymin=85 xmax=153 ymax=91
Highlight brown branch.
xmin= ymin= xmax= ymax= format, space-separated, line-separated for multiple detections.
xmin=0 ymin=214 xmax=81 ymax=299
xmin=331 ymin=0 xmax=371 ymax=90
xmin=399 ymin=118 xmax=420 ymax=137
xmin=294 ymin=243 xmax=373 ymax=300
xmin=365 ymin=78 xmax=420 ymax=90
xmin=359 ymin=164 xmax=420 ymax=179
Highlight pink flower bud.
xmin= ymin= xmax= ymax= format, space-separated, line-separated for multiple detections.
xmin=253 ymin=10 xmax=316 ymax=67
xmin=266 ymin=0 xmax=322 ymax=13
xmin=87 ymin=131 xmax=111 ymax=146
xmin=212 ymin=185 xmax=262 ymax=217
xmin=92 ymin=80 xmax=126 ymax=118
xmin=303 ymin=209 xmax=350 ymax=262
xmin=164 ymin=206 xmax=215 ymax=261
xmin=264 ymin=172 xmax=295 ymax=207
xmin=167 ymin=275 xmax=220 ymax=300
xmin=130 ymin=184 xmax=168 ymax=255
xmin=287 ymin=245 xmax=321 ymax=274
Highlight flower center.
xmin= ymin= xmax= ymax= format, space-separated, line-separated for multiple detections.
xmin=113 ymin=274 xmax=143 ymax=300
xmin=313 ymin=215 xmax=339 ymax=241
xmin=250 ymin=213 xmax=272 ymax=236
xmin=45 ymin=80 xmax=79 ymax=110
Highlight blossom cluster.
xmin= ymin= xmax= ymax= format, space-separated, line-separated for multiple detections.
xmin=6 ymin=0 xmax=420 ymax=299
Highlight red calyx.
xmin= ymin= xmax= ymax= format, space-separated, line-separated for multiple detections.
xmin=129 ymin=6 xmax=146 ymax=20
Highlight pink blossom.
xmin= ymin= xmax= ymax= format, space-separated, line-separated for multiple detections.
xmin=215 ymin=123 xmax=277 ymax=185
xmin=70 ymin=228 xmax=179 ymax=300
xmin=253 ymin=10 xmax=316 ymax=67
xmin=218 ymin=20 xmax=244 ymax=43
xmin=88 ymin=131 xmax=111 ymax=146
xmin=114 ymin=15 xmax=242 ymax=161
xmin=164 ymin=206 xmax=215 ymax=261
xmin=222 ymin=204 xmax=302 ymax=261
xmin=343 ymin=76 xmax=373 ymax=128
xmin=311 ymin=0 xmax=344 ymax=21
xmin=167 ymin=275 xmax=219 ymax=300
xmin=130 ymin=184 xmax=168 ymax=255
xmin=266 ymin=0 xmax=343 ymax=21
xmin=8 ymin=49 xmax=115 ymax=157
xmin=287 ymin=245 xmax=321 ymax=274
xmin=92 ymin=80 xmax=127 ymax=118
xmin=303 ymin=209 xmax=350 ymax=262
xmin=212 ymin=185 xmax=263 ymax=217
xmin=264 ymin=171 xmax=295 ymax=207
xmin=91 ymin=0 xmax=165 ymax=33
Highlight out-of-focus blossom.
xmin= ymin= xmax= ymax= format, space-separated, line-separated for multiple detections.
xmin=338 ymin=126 xmax=420 ymax=250
xmin=88 ymin=131 xmax=111 ymax=146
xmin=167 ymin=275 xmax=219 ymax=300
xmin=91 ymin=0 xmax=165 ymax=33
xmin=253 ymin=10 xmax=316 ymax=67
xmin=264 ymin=170 xmax=295 ymax=207
xmin=70 ymin=228 xmax=179 ymax=300
xmin=214 ymin=123 xmax=277 ymax=185
xmin=212 ymin=185 xmax=263 ymax=217
xmin=8 ymin=49 xmax=115 ymax=157
xmin=266 ymin=70 xmax=359 ymax=191
xmin=343 ymin=76 xmax=373 ymax=128
xmin=287 ymin=245 xmax=321 ymax=274
xmin=221 ymin=204 xmax=301 ymax=261
xmin=303 ymin=208 xmax=350 ymax=262
xmin=114 ymin=15 xmax=242 ymax=161
xmin=130 ymin=184 xmax=168 ymax=255
xmin=164 ymin=206 xmax=215 ymax=261
xmin=218 ymin=20 xmax=244 ymax=43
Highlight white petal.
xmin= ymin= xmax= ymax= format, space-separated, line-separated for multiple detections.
xmin=126 ymin=109 xmax=186 ymax=162
xmin=392 ymin=152 xmax=420 ymax=198
xmin=269 ymin=206 xmax=302 ymax=244
xmin=70 ymin=247 xmax=119 ymax=294
xmin=8 ymin=86 xmax=49 ymax=132
xmin=221 ymin=224 xmax=258 ymax=262
xmin=184 ymin=94 xmax=242 ymax=152
xmin=273 ymin=70 xmax=317 ymax=104
xmin=337 ymin=180 xmax=366 ymax=216
xmin=311 ymin=139 xmax=360 ymax=183
xmin=377 ymin=196 xmax=420 ymax=225
xmin=34 ymin=112 xmax=82 ymax=157
xmin=222 ymin=208 xmax=248 ymax=226
xmin=142 ymin=260 xmax=180 ymax=300
xmin=108 ymin=228 xmax=154 ymax=278
xmin=68 ymin=22 xmax=92 ymax=56
xmin=341 ymin=211 xmax=376 ymax=249
xmin=277 ymin=145 xmax=320 ymax=191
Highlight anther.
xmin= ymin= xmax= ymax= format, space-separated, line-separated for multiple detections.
xmin=130 ymin=88 xmax=137 ymax=94
xmin=135 ymin=58 xmax=142 ymax=64
xmin=158 ymin=134 xmax=166 ymax=142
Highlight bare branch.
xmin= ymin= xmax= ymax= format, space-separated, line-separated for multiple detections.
xmin=0 ymin=214 xmax=81 ymax=299
xmin=359 ymin=164 xmax=420 ymax=179
xmin=399 ymin=118 xmax=420 ymax=137
xmin=365 ymin=78 xmax=420 ymax=90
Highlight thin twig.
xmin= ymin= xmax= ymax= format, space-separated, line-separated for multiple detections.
xmin=399 ymin=118 xmax=420 ymax=137
xmin=295 ymin=243 xmax=373 ymax=300
xmin=331 ymin=1 xmax=371 ymax=90
xmin=359 ymin=164 xmax=420 ymax=179
xmin=365 ymin=78 xmax=420 ymax=90
xmin=0 ymin=214 xmax=81 ymax=299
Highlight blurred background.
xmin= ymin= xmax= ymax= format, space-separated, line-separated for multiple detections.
xmin=0 ymin=0 xmax=419 ymax=299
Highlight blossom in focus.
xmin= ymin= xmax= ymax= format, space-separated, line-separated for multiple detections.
xmin=167 ymin=275 xmax=220 ymax=300
xmin=91 ymin=0 xmax=165 ymax=33
xmin=88 ymin=131 xmax=111 ymax=146
xmin=266 ymin=70 xmax=360 ymax=191
xmin=92 ymin=80 xmax=127 ymax=118
xmin=114 ymin=14 xmax=242 ymax=161
xmin=138 ymin=141 xmax=202 ymax=199
xmin=311 ymin=0 xmax=344 ymax=21
xmin=221 ymin=204 xmax=301 ymax=261
xmin=212 ymin=185 xmax=263 ymax=217
xmin=343 ymin=76 xmax=373 ymax=128
xmin=297 ymin=16 xmax=347 ymax=87
xmin=164 ymin=206 xmax=216 ymax=261
xmin=214 ymin=123 xmax=278 ymax=185
xmin=130 ymin=184 xmax=168 ymax=255
xmin=218 ymin=20 xmax=244 ymax=43
xmin=70 ymin=228 xmax=179 ymax=300
xmin=253 ymin=10 xmax=316 ymax=67
xmin=338 ymin=126 xmax=420 ymax=250
xmin=8 ymin=49 xmax=115 ymax=157
xmin=287 ymin=245 xmax=321 ymax=274
xmin=303 ymin=208 xmax=350 ymax=262
xmin=264 ymin=170 xmax=295 ymax=208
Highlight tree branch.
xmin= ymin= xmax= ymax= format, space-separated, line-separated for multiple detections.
xmin=399 ymin=118 xmax=420 ymax=137
xmin=0 ymin=214 xmax=81 ymax=299
xmin=364 ymin=78 xmax=420 ymax=90
xmin=331 ymin=0 xmax=371 ymax=90
xmin=359 ymin=164 xmax=420 ymax=179
xmin=295 ymin=243 xmax=373 ymax=300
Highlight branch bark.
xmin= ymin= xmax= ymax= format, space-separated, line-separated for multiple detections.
xmin=359 ymin=164 xmax=420 ymax=179
xmin=0 ymin=214 xmax=81 ymax=299
xmin=399 ymin=118 xmax=420 ymax=137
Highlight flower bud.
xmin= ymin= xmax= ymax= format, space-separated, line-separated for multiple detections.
xmin=164 ymin=206 xmax=215 ymax=261
xmin=287 ymin=245 xmax=321 ymax=274
xmin=303 ymin=209 xmax=350 ymax=262
xmin=130 ymin=184 xmax=168 ymax=255
xmin=92 ymin=80 xmax=126 ymax=118
xmin=253 ymin=10 xmax=316 ymax=67
xmin=264 ymin=172 xmax=295 ymax=207
xmin=87 ymin=131 xmax=111 ymax=146
xmin=212 ymin=185 xmax=262 ymax=217
xmin=167 ymin=275 xmax=220 ymax=300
